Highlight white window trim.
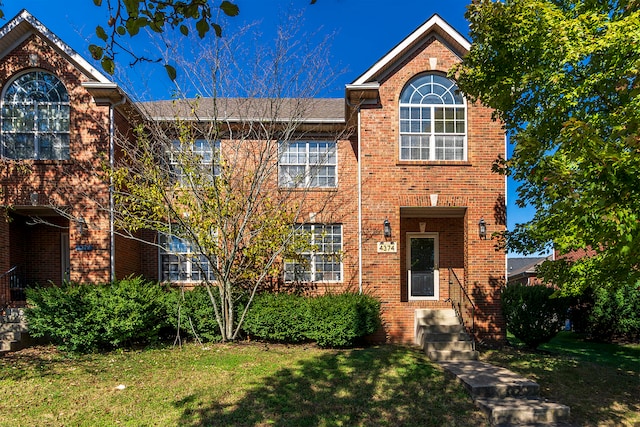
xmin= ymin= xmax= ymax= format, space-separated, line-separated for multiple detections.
xmin=159 ymin=233 xmax=216 ymax=284
xmin=398 ymin=74 xmax=468 ymax=162
xmin=406 ymin=232 xmax=440 ymax=301
xmin=285 ymin=224 xmax=343 ymax=283
xmin=1 ymin=70 xmax=70 ymax=160
xmin=278 ymin=140 xmax=338 ymax=188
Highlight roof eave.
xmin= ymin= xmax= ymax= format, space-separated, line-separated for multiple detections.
xmin=350 ymin=14 xmax=470 ymax=86
xmin=0 ymin=9 xmax=112 ymax=84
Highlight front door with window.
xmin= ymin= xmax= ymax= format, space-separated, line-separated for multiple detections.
xmin=407 ymin=233 xmax=439 ymax=300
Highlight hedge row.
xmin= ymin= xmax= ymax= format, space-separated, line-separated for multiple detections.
xmin=25 ymin=277 xmax=176 ymax=353
xmin=243 ymin=292 xmax=381 ymax=347
xmin=25 ymin=279 xmax=381 ymax=352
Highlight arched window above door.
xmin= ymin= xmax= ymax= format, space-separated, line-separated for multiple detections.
xmin=399 ymin=74 xmax=466 ymax=161
xmin=1 ymin=71 xmax=70 ymax=160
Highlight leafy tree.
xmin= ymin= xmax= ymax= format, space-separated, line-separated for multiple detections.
xmin=110 ymin=20 xmax=345 ymax=341
xmin=87 ymin=0 xmax=315 ymax=77
xmin=455 ymin=0 xmax=640 ymax=294
xmin=89 ymin=0 xmax=240 ymax=77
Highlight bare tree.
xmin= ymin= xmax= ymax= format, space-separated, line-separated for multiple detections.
xmin=111 ymin=17 xmax=350 ymax=341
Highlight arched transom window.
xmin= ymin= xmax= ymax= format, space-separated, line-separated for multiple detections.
xmin=399 ymin=74 xmax=466 ymax=161
xmin=1 ymin=71 xmax=70 ymax=160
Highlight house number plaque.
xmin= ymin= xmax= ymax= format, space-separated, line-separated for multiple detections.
xmin=377 ymin=242 xmax=397 ymax=253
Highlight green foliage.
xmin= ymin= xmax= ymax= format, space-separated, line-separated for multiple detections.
xmin=179 ymin=285 xmax=222 ymax=343
xmin=585 ymin=282 xmax=640 ymax=342
xmin=243 ymin=293 xmax=381 ymax=348
xmin=457 ymin=0 xmax=640 ymax=293
xmin=243 ymin=293 xmax=308 ymax=343
xmin=89 ymin=0 xmax=240 ymax=77
xmin=25 ymin=277 xmax=176 ymax=353
xmin=306 ymin=293 xmax=381 ymax=348
xmin=501 ymin=284 xmax=569 ymax=349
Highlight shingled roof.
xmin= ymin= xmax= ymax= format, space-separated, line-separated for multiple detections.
xmin=139 ymin=97 xmax=345 ymax=123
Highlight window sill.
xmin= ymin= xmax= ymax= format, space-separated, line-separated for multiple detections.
xmin=1 ymin=158 xmax=73 ymax=165
xmin=396 ymin=160 xmax=471 ymax=167
xmin=278 ymin=187 xmax=339 ymax=192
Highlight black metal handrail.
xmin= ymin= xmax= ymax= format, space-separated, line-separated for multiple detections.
xmin=448 ymin=267 xmax=475 ymax=350
xmin=0 ymin=266 xmax=18 ymax=307
xmin=0 ymin=266 xmax=25 ymax=306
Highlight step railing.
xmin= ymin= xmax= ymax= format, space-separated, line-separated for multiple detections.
xmin=448 ymin=267 xmax=475 ymax=350
xmin=0 ymin=266 xmax=24 ymax=306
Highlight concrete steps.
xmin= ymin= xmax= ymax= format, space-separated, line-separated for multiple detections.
xmin=440 ymin=360 xmax=571 ymax=426
xmin=416 ymin=309 xmax=478 ymax=361
xmin=0 ymin=308 xmax=29 ymax=356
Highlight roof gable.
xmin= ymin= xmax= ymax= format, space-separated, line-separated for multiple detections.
xmin=0 ymin=9 xmax=112 ymax=84
xmin=350 ymin=14 xmax=470 ymax=87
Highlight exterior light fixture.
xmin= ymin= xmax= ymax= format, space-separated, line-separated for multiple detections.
xmin=478 ymin=217 xmax=487 ymax=240
xmin=76 ymin=216 xmax=86 ymax=237
xmin=383 ymin=219 xmax=392 ymax=239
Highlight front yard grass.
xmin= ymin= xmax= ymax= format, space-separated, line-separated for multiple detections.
xmin=0 ymin=343 xmax=486 ymax=426
xmin=482 ymin=331 xmax=640 ymax=427
xmin=1 ymin=332 xmax=637 ymax=426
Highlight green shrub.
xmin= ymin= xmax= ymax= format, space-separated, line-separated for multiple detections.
xmin=501 ymin=283 xmax=569 ymax=349
xmin=586 ymin=282 xmax=640 ymax=342
xmin=25 ymin=277 xmax=176 ymax=353
xmin=243 ymin=293 xmax=308 ymax=343
xmin=243 ymin=292 xmax=381 ymax=348
xmin=178 ymin=285 xmax=223 ymax=343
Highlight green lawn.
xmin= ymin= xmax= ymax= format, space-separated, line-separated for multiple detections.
xmin=482 ymin=332 xmax=640 ymax=427
xmin=0 ymin=343 xmax=486 ymax=426
xmin=1 ymin=333 xmax=637 ymax=426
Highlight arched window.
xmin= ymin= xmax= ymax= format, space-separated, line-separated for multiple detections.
xmin=399 ymin=74 xmax=466 ymax=161
xmin=1 ymin=71 xmax=70 ymax=160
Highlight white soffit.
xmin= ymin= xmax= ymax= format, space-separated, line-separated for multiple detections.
xmin=0 ymin=9 xmax=112 ymax=84
xmin=351 ymin=14 xmax=470 ymax=86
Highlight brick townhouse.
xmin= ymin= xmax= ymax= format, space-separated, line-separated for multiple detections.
xmin=0 ymin=10 xmax=506 ymax=344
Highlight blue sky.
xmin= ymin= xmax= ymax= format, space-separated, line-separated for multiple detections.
xmin=2 ymin=0 xmax=538 ymax=255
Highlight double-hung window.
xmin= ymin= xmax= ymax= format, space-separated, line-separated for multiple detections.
xmin=159 ymin=233 xmax=215 ymax=283
xmin=279 ymin=141 xmax=337 ymax=188
xmin=167 ymin=139 xmax=220 ymax=182
xmin=1 ymin=71 xmax=70 ymax=160
xmin=285 ymin=224 xmax=342 ymax=282
xmin=399 ymin=74 xmax=466 ymax=161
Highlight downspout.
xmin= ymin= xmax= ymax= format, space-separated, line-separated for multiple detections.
xmin=504 ymin=133 xmax=508 ymax=287
xmin=109 ymin=96 xmax=126 ymax=283
xmin=357 ymin=108 xmax=363 ymax=294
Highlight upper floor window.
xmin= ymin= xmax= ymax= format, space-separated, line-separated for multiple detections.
xmin=167 ymin=139 xmax=220 ymax=182
xmin=399 ymin=74 xmax=466 ymax=161
xmin=279 ymin=141 xmax=337 ymax=188
xmin=1 ymin=71 xmax=70 ymax=160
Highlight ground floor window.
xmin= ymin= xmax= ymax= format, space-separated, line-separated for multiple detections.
xmin=285 ymin=224 xmax=342 ymax=282
xmin=159 ymin=234 xmax=215 ymax=282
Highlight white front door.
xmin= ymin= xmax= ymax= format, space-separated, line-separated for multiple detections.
xmin=407 ymin=233 xmax=439 ymax=300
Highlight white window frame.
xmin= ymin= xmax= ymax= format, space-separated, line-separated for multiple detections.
xmin=278 ymin=140 xmax=337 ymax=188
xmin=399 ymin=74 xmax=467 ymax=161
xmin=167 ymin=139 xmax=220 ymax=182
xmin=284 ymin=224 xmax=343 ymax=282
xmin=159 ymin=233 xmax=216 ymax=283
xmin=1 ymin=70 xmax=70 ymax=160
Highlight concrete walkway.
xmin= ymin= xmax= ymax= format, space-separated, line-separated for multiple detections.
xmin=440 ymin=360 xmax=572 ymax=426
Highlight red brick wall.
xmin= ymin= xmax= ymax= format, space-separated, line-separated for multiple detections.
xmin=356 ymin=36 xmax=507 ymax=344
xmin=0 ymin=34 xmax=113 ymax=286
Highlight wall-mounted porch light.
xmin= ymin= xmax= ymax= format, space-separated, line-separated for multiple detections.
xmin=76 ymin=216 xmax=87 ymax=237
xmin=383 ymin=219 xmax=392 ymax=239
xmin=478 ymin=217 xmax=487 ymax=240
